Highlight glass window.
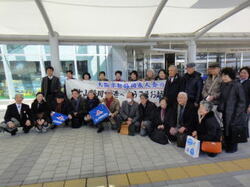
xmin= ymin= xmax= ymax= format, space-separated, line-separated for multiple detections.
xmin=0 ymin=61 xmax=8 ymax=99
xmin=10 ymin=60 xmax=41 ymax=98
xmin=226 ymin=53 xmax=241 ymax=71
xmin=243 ymin=52 xmax=250 ymax=67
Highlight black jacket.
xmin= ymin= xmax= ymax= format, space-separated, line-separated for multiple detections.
xmin=197 ymin=111 xmax=222 ymax=142
xmin=70 ymin=96 xmax=88 ymax=116
xmin=174 ymin=102 xmax=198 ymax=134
xmin=31 ymin=100 xmax=51 ymax=122
xmin=4 ymin=103 xmax=32 ymax=125
xmin=138 ymin=100 xmax=157 ymax=122
xmin=41 ymin=76 xmax=61 ymax=98
xmin=86 ymin=97 xmax=100 ymax=113
xmin=51 ymin=100 xmax=72 ymax=116
xmin=153 ymin=106 xmax=176 ymax=131
xmin=163 ymin=75 xmax=182 ymax=106
xmin=182 ymin=71 xmax=203 ymax=104
xmin=239 ymin=79 xmax=250 ymax=111
xmin=218 ymin=80 xmax=246 ymax=136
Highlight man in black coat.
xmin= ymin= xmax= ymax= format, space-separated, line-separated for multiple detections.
xmin=50 ymin=92 xmax=73 ymax=129
xmin=1 ymin=94 xmax=33 ymax=135
xmin=41 ymin=66 xmax=61 ymax=106
xmin=170 ymin=92 xmax=198 ymax=137
xmin=182 ymin=63 xmax=203 ymax=107
xmin=163 ymin=65 xmax=182 ymax=107
xmin=138 ymin=93 xmax=157 ymax=136
xmin=70 ymin=89 xmax=88 ymax=128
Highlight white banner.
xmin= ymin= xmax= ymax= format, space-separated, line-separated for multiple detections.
xmin=66 ymin=79 xmax=165 ymax=104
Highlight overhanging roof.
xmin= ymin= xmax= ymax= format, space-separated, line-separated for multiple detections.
xmin=0 ymin=0 xmax=250 ymax=44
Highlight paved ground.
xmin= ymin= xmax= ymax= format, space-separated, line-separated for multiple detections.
xmin=0 ymin=105 xmax=250 ymax=187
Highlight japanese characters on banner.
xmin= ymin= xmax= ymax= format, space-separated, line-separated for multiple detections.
xmin=65 ymin=79 xmax=165 ymax=104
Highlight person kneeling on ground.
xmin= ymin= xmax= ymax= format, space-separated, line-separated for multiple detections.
xmin=117 ymin=92 xmax=140 ymax=136
xmin=0 ymin=94 xmax=33 ymax=135
xmin=192 ymin=100 xmax=222 ymax=157
xmin=31 ymin=92 xmax=51 ymax=133
xmin=70 ymin=89 xmax=88 ymax=128
xmin=138 ymin=93 xmax=157 ymax=136
xmin=97 ymin=90 xmax=120 ymax=133
xmin=50 ymin=92 xmax=73 ymax=129
xmin=84 ymin=90 xmax=100 ymax=127
xmin=169 ymin=92 xmax=198 ymax=146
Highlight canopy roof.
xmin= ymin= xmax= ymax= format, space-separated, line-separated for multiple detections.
xmin=0 ymin=0 xmax=250 ymax=43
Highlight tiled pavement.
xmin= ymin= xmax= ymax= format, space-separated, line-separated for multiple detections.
xmin=0 ymin=109 xmax=250 ymax=186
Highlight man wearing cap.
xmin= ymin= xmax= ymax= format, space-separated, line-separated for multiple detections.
xmin=50 ymin=92 xmax=73 ymax=129
xmin=202 ymin=62 xmax=223 ymax=126
xmin=182 ymin=63 xmax=203 ymax=107
xmin=202 ymin=62 xmax=222 ymax=105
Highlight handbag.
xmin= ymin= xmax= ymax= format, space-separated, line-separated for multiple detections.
xmin=176 ymin=133 xmax=187 ymax=147
xmin=231 ymin=113 xmax=248 ymax=143
xmin=149 ymin=129 xmax=168 ymax=145
xmin=120 ymin=122 xmax=129 ymax=135
xmin=201 ymin=141 xmax=222 ymax=153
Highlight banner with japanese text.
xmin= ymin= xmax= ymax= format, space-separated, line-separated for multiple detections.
xmin=66 ymin=79 xmax=165 ymax=104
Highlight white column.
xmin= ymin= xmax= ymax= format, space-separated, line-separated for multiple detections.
xmin=0 ymin=45 xmax=15 ymax=99
xmin=73 ymin=46 xmax=79 ymax=80
xmin=49 ymin=32 xmax=62 ymax=77
xmin=39 ymin=45 xmax=46 ymax=78
xmin=111 ymin=46 xmax=128 ymax=81
xmin=187 ymin=40 xmax=197 ymax=63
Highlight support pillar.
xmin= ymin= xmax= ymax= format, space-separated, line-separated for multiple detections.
xmin=187 ymin=40 xmax=197 ymax=63
xmin=1 ymin=45 xmax=15 ymax=99
xmin=49 ymin=32 xmax=62 ymax=77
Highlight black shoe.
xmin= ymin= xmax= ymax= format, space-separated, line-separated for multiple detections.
xmin=23 ymin=129 xmax=30 ymax=134
xmin=207 ymin=153 xmax=217 ymax=157
xmin=97 ymin=127 xmax=104 ymax=133
xmin=11 ymin=131 xmax=17 ymax=136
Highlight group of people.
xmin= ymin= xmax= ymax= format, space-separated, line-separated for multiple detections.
xmin=1 ymin=63 xmax=249 ymax=156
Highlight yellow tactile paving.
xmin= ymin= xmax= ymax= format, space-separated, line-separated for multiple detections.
xmin=216 ymin=161 xmax=242 ymax=172
xmin=21 ymin=184 xmax=43 ymax=187
xmin=8 ymin=157 xmax=250 ymax=187
xmin=127 ymin=171 xmax=151 ymax=185
xmin=87 ymin=176 xmax=107 ymax=187
xmin=42 ymin=181 xmax=64 ymax=187
xmin=199 ymin=163 xmax=224 ymax=175
xmin=64 ymin=179 xmax=86 ymax=187
xmin=165 ymin=167 xmax=189 ymax=180
xmin=146 ymin=169 xmax=170 ymax=183
xmin=108 ymin=174 xmax=130 ymax=187
xmin=182 ymin=165 xmax=207 ymax=178
xmin=233 ymin=158 xmax=250 ymax=170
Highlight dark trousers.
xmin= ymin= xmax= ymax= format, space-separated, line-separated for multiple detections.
xmin=116 ymin=115 xmax=140 ymax=136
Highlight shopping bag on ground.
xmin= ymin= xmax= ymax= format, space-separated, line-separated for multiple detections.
xmin=89 ymin=104 xmax=110 ymax=125
xmin=185 ymin=135 xmax=200 ymax=158
xmin=51 ymin=112 xmax=69 ymax=125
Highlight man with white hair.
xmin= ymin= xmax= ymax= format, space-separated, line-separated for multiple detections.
xmin=1 ymin=94 xmax=33 ymax=135
xmin=169 ymin=92 xmax=198 ymax=145
xmin=163 ymin=65 xmax=183 ymax=106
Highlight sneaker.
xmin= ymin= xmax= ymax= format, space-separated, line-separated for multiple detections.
xmin=41 ymin=127 xmax=48 ymax=133
xmin=35 ymin=127 xmax=42 ymax=133
xmin=97 ymin=127 xmax=104 ymax=133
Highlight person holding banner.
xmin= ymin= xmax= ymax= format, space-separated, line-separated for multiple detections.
xmin=70 ymin=89 xmax=88 ymax=128
xmin=85 ymin=90 xmax=100 ymax=126
xmin=170 ymin=92 xmax=198 ymax=146
xmin=31 ymin=92 xmax=51 ymax=133
xmin=1 ymin=94 xmax=33 ymax=135
xmin=144 ymin=69 xmax=155 ymax=81
xmin=138 ymin=93 xmax=157 ymax=136
xmin=50 ymin=92 xmax=73 ymax=129
xmin=155 ymin=69 xmax=167 ymax=80
xmin=82 ymin=72 xmax=91 ymax=80
xmin=99 ymin=71 xmax=109 ymax=81
xmin=117 ymin=92 xmax=140 ymax=136
xmin=97 ymin=90 xmax=120 ymax=133
xmin=129 ymin=70 xmax=139 ymax=81
xmin=114 ymin=70 xmax=123 ymax=81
